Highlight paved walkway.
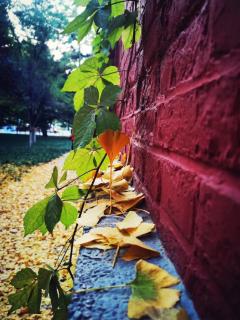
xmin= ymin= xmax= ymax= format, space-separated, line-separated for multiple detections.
xmin=0 ymin=155 xmax=75 ymax=320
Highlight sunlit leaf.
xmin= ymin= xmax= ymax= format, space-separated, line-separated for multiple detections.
xmin=61 ymin=186 xmax=84 ymax=201
xmin=122 ymin=22 xmax=141 ymax=49
xmin=73 ymin=90 xmax=84 ymax=111
xmin=45 ymin=166 xmax=58 ymax=189
xmin=24 ymin=197 xmax=51 ymax=236
xmin=116 ymin=211 xmax=142 ymax=230
xmin=63 ymin=140 xmax=109 ymax=179
xmin=111 ymin=0 xmax=125 ymax=17
xmin=102 ymin=66 xmax=120 ymax=85
xmin=61 ymin=202 xmax=78 ymax=228
xmin=78 ymin=203 xmax=107 ymax=227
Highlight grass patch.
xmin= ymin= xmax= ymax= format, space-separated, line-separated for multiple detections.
xmin=0 ymin=134 xmax=71 ymax=181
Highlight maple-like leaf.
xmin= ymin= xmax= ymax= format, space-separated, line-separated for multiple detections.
xmin=116 ymin=211 xmax=143 ymax=230
xmin=128 ymin=260 xmax=180 ymax=319
xmin=98 ymin=130 xmax=130 ymax=164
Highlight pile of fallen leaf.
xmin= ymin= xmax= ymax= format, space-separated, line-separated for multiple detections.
xmin=0 ymin=156 xmax=77 ymax=319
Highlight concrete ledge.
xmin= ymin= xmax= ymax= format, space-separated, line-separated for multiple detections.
xmin=69 ymin=212 xmax=199 ymax=320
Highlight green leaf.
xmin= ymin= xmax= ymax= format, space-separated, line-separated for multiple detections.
xmin=111 ymin=0 xmax=125 ymax=17
xmin=100 ymin=85 xmax=121 ymax=106
xmin=94 ymin=5 xmax=111 ymax=28
xmin=96 ymin=109 xmax=121 ymax=135
xmin=84 ymin=86 xmax=99 ymax=105
xmin=24 ymin=197 xmax=50 ymax=236
xmin=45 ymin=166 xmax=58 ymax=189
xmin=8 ymin=286 xmax=32 ymax=314
xmin=64 ymin=10 xmax=90 ymax=34
xmin=61 ymin=202 xmax=78 ymax=228
xmin=52 ymin=309 xmax=68 ymax=320
xmin=122 ymin=22 xmax=141 ymax=49
xmin=59 ymin=171 xmax=68 ymax=184
xmin=11 ymin=268 xmax=37 ymax=289
xmin=38 ymin=268 xmax=53 ymax=297
xmin=28 ymin=284 xmax=42 ymax=314
xmin=74 ymin=0 xmax=90 ymax=6
xmin=77 ymin=17 xmax=94 ymax=42
xmin=49 ymin=276 xmax=59 ymax=312
xmin=63 ymin=140 xmax=109 ymax=179
xmin=102 ymin=66 xmax=120 ymax=85
xmin=61 ymin=186 xmax=84 ymax=201
xmin=108 ymin=26 xmax=123 ymax=48
xmin=131 ymin=272 xmax=157 ymax=300
xmin=38 ymin=223 xmax=48 ymax=235
xmin=45 ymin=195 xmax=63 ymax=233
xmin=73 ymin=106 xmax=96 ymax=148
xmin=74 ymin=90 xmax=84 ymax=111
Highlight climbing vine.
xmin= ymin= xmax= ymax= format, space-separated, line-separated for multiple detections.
xmin=6 ymin=1 xmax=187 ymax=319
xmin=7 ymin=0 xmax=143 ymax=318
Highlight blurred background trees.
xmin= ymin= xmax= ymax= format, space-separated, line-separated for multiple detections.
xmin=0 ymin=0 xmax=81 ymax=146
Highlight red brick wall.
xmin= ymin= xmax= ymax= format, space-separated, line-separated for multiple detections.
xmin=114 ymin=1 xmax=240 ymax=319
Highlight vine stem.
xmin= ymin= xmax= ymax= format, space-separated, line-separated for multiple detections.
xmin=66 ymin=154 xmax=107 ymax=279
xmin=72 ymin=283 xmax=130 ymax=294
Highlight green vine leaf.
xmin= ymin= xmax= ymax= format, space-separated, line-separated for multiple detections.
xmin=24 ymin=197 xmax=51 ymax=236
xmin=59 ymin=171 xmax=68 ymax=184
xmin=45 ymin=195 xmax=63 ymax=233
xmin=28 ymin=284 xmax=42 ymax=314
xmin=94 ymin=4 xmax=111 ymax=28
xmin=61 ymin=202 xmax=78 ymax=228
xmin=63 ymin=140 xmax=109 ymax=179
xmin=45 ymin=166 xmax=58 ymax=189
xmin=62 ymin=57 xmax=120 ymax=95
xmin=78 ymin=16 xmax=94 ymax=42
xmin=8 ymin=286 xmax=32 ymax=314
xmin=8 ymin=268 xmax=40 ymax=315
xmin=74 ymin=0 xmax=89 ymax=6
xmin=38 ymin=268 xmax=54 ymax=297
xmin=100 ymin=84 xmax=121 ymax=106
xmin=96 ymin=109 xmax=121 ymax=135
xmin=85 ymin=86 xmax=99 ymax=105
xmin=122 ymin=22 xmax=142 ymax=49
xmin=61 ymin=186 xmax=84 ymax=201
xmin=11 ymin=268 xmax=37 ymax=289
xmin=74 ymin=90 xmax=84 ymax=111
xmin=73 ymin=106 xmax=96 ymax=148
xmin=111 ymin=0 xmax=125 ymax=17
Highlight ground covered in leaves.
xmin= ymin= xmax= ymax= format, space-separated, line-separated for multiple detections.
xmin=0 ymin=155 xmax=76 ymax=319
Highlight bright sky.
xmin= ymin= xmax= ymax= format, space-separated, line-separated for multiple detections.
xmin=9 ymin=0 xmax=92 ymax=61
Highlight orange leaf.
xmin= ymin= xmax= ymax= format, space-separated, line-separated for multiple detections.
xmin=98 ymin=130 xmax=130 ymax=163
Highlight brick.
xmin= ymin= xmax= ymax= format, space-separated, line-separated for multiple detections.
xmin=210 ymin=0 xmax=240 ymax=57
xmin=154 ymin=74 xmax=240 ymax=171
xmin=184 ymin=260 xmax=237 ymax=320
xmin=160 ymin=5 xmax=210 ymax=94
xmin=194 ymin=180 xmax=240 ymax=312
xmin=160 ymin=157 xmax=199 ymax=241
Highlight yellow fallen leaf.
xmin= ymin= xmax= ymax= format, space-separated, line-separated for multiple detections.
xmin=128 ymin=260 xmax=180 ymax=319
xmin=146 ymin=307 xmax=189 ymax=320
xmin=76 ymin=227 xmax=159 ymax=261
xmin=77 ymin=204 xmax=107 ymax=227
xmin=111 ymin=179 xmax=129 ymax=192
xmin=102 ymin=165 xmax=133 ymax=182
xmin=116 ymin=211 xmax=143 ymax=231
xmin=112 ymin=194 xmax=145 ymax=213
xmin=128 ymin=222 xmax=155 ymax=238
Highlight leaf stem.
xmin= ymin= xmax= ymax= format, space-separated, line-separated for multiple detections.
xmin=66 ymin=154 xmax=107 ymax=278
xmin=72 ymin=283 xmax=130 ymax=294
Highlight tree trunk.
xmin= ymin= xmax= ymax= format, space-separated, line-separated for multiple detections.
xmin=41 ymin=127 xmax=48 ymax=137
xmin=29 ymin=127 xmax=37 ymax=148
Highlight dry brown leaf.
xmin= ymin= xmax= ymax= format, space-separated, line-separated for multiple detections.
xmin=116 ymin=211 xmax=143 ymax=230
xmin=77 ymin=203 xmax=107 ymax=227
